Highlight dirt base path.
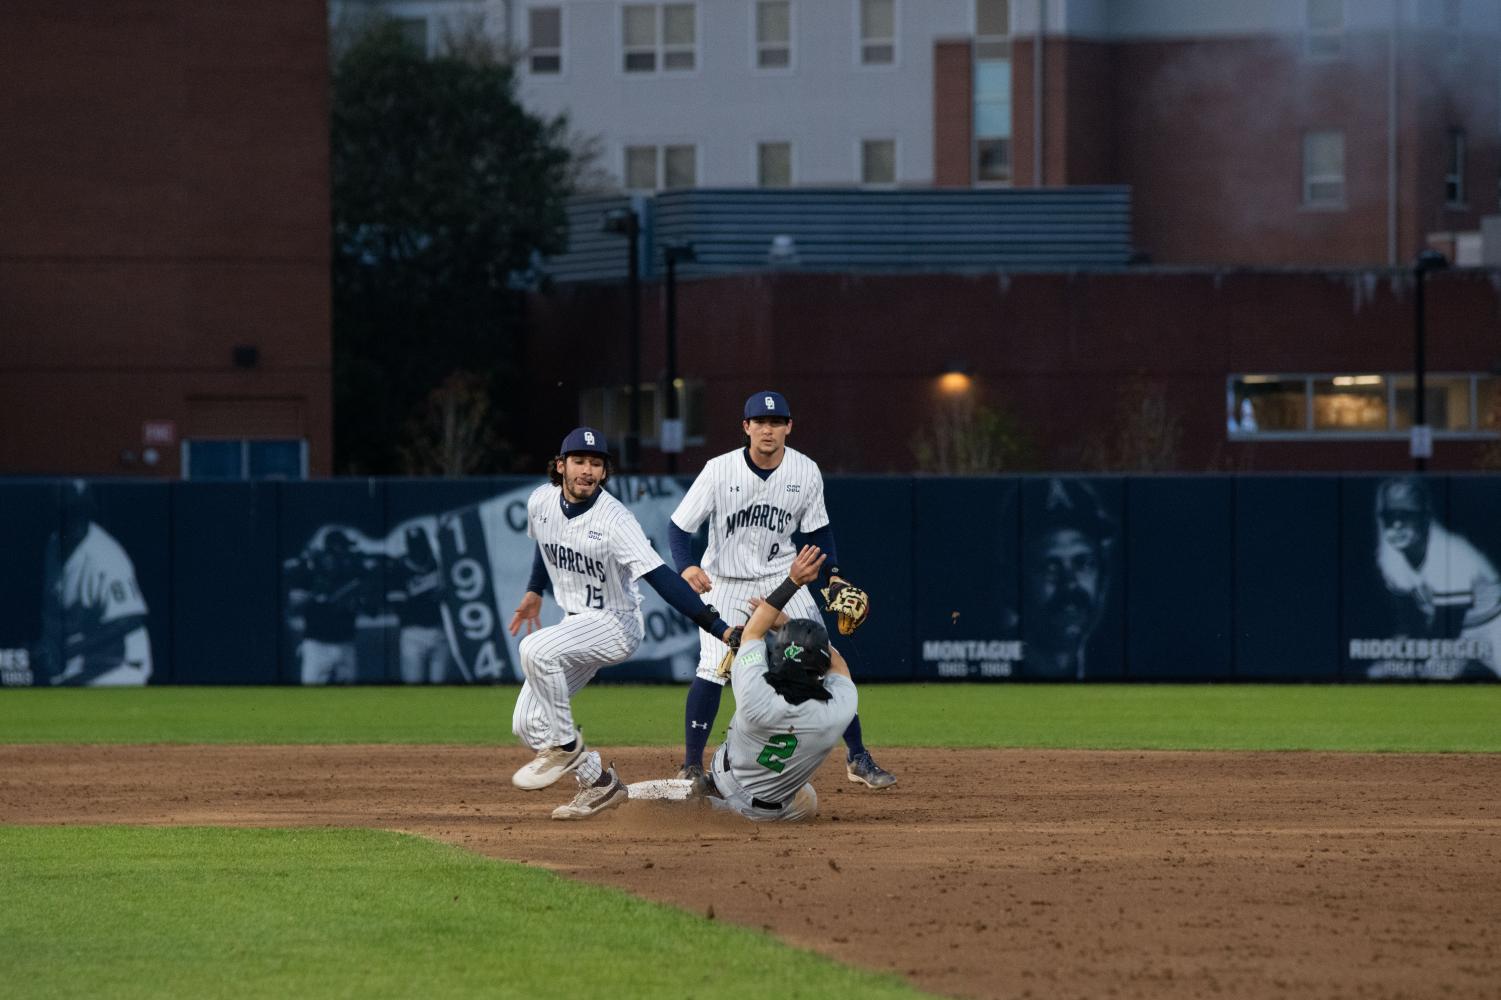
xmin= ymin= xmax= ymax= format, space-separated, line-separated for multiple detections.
xmin=3 ymin=745 xmax=1499 ymax=1000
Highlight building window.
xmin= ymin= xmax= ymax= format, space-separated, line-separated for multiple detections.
xmin=182 ymin=439 xmax=307 ymax=480
xmin=758 ymin=142 xmax=792 ymax=187
xmin=861 ymin=138 xmax=896 ymax=185
xmin=624 ymin=144 xmax=696 ymax=190
xmin=1227 ymin=375 xmax=1498 ymax=438
xmin=755 ymin=0 xmax=791 ymax=69
xmin=1304 ymin=0 xmax=1343 ymax=59
xmin=623 ymin=3 xmax=696 ymax=73
xmin=1445 ymin=129 xmax=1466 ymax=206
xmin=859 ymin=0 xmax=895 ymax=65
xmin=1302 ymin=130 xmax=1345 ymax=207
xmin=528 ymin=7 xmax=562 ymax=74
xmin=579 ymin=380 xmax=706 ymax=448
xmin=974 ymin=0 xmax=1012 ymax=183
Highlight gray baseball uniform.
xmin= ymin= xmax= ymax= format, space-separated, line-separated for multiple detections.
xmin=707 ymin=637 xmax=857 ymax=822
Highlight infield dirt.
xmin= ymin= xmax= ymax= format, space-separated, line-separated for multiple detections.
xmin=3 ymin=745 xmax=1498 ymax=1000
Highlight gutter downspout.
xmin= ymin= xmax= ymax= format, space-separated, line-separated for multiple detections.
xmin=1387 ymin=0 xmax=1399 ymax=266
xmin=1034 ymin=0 xmax=1046 ymax=186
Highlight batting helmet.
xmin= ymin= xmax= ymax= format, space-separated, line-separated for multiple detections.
xmin=767 ymin=617 xmax=832 ymax=680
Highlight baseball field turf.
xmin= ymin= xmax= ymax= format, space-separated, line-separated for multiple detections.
xmin=3 ymin=684 xmax=1498 ymax=1000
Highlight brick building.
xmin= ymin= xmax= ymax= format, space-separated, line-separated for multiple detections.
xmin=0 ymin=2 xmax=332 ymax=478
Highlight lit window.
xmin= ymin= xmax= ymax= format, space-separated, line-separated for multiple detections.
xmin=623 ymin=3 xmax=696 ymax=73
xmin=859 ymin=0 xmax=895 ymax=65
xmin=1445 ymin=129 xmax=1466 ymax=206
xmin=1314 ymin=376 xmax=1387 ymax=430
xmin=1303 ymin=130 xmax=1345 ymax=207
xmin=528 ymin=7 xmax=562 ymax=74
xmin=755 ymin=0 xmax=791 ymax=69
xmin=758 ymin=142 xmax=792 ymax=187
xmin=861 ymin=138 xmax=896 ymax=185
xmin=1227 ymin=374 xmax=1501 ymax=438
xmin=1304 ymin=0 xmax=1343 ymax=59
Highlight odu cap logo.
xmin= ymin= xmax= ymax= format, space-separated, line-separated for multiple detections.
xmin=765 ymin=396 xmax=775 ymax=410
xmin=584 ymin=431 xmax=595 ymax=446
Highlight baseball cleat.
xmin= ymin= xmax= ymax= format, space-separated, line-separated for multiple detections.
xmin=674 ymin=763 xmax=704 ymax=782
xmin=846 ymin=751 xmax=897 ymax=789
xmin=551 ymin=765 xmax=629 ymax=820
xmin=512 ymin=739 xmax=586 ymax=790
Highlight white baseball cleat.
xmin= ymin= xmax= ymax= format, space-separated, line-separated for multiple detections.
xmin=551 ymin=765 xmax=629 ymax=820
xmin=512 ymin=739 xmax=586 ymax=790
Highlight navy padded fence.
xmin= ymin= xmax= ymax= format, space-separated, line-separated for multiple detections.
xmin=1 ymin=474 xmax=1497 ymax=685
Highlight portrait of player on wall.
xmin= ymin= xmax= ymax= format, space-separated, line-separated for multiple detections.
xmin=1352 ymin=477 xmax=1501 ymax=681
xmin=34 ymin=480 xmax=154 ymax=686
xmin=1019 ymin=478 xmax=1118 ymax=681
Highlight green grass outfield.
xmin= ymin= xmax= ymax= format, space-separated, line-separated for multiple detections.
xmin=1 ymin=683 xmax=1498 ymax=751
xmin=5 ymin=684 xmax=1497 ymax=999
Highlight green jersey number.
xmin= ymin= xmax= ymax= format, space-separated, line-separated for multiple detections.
xmin=756 ymin=733 xmax=799 ymax=773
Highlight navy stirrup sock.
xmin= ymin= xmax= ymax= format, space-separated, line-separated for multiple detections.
xmin=843 ymin=714 xmax=867 ymax=760
xmin=683 ymin=677 xmax=725 ymax=767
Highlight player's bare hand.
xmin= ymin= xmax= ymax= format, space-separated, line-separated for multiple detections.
xmin=682 ymin=566 xmax=712 ymax=594
xmin=748 ymin=596 xmax=790 ymax=628
xmin=788 ymin=545 xmax=826 ymax=586
xmin=509 ymin=591 xmax=543 ymax=636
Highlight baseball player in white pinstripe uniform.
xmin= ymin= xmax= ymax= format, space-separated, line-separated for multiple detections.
xmin=509 ymin=427 xmax=737 ymax=820
xmin=668 ymin=391 xmax=895 ymax=789
xmin=697 ymin=544 xmax=857 ymax=822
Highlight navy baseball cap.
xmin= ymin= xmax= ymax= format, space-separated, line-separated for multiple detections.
xmin=744 ymin=390 xmax=792 ymax=419
xmin=559 ymin=426 xmax=610 ymax=458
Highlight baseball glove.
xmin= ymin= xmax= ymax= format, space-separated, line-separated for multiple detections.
xmin=714 ymin=626 xmax=744 ymax=681
xmin=821 ymin=580 xmax=871 ymax=636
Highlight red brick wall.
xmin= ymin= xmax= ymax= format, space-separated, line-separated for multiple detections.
xmin=0 ymin=2 xmax=331 ymax=476
xmin=932 ymin=39 xmax=973 ymax=187
xmin=525 ymin=270 xmax=1501 ymax=475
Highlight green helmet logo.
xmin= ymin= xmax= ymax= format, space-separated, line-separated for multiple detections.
xmin=783 ymin=642 xmax=804 ymax=663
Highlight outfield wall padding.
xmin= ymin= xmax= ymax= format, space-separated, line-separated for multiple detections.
xmin=1 ymin=474 xmax=1496 ymax=686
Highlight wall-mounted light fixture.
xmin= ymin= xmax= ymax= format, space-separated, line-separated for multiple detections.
xmin=937 ymin=360 xmax=973 ymax=395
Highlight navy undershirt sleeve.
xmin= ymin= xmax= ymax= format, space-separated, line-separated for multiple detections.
xmin=526 ymin=544 xmax=550 ymax=595
xmin=643 ymin=565 xmax=730 ymax=636
xmin=799 ymin=523 xmax=840 ymax=577
xmin=668 ymin=522 xmax=696 ymax=573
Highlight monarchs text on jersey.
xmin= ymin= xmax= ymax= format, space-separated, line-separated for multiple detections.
xmin=670 ymin=446 xmax=829 ymax=580
xmin=527 ymin=485 xmax=663 ymax=614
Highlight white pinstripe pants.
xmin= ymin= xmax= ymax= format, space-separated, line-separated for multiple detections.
xmin=511 ymin=609 xmax=643 ymax=751
xmin=693 ymin=575 xmax=821 ymax=684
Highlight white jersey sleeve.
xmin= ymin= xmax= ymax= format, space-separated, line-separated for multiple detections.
xmin=796 ymin=457 xmax=830 ymax=534
xmin=670 ymin=460 xmax=721 ymax=534
xmin=606 ymin=501 xmax=666 ymax=582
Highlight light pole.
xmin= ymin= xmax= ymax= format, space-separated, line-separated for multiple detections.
xmin=1411 ymin=248 xmax=1449 ymax=473
xmin=602 ymin=206 xmax=642 ymax=471
xmin=661 ymin=241 xmax=696 ymax=474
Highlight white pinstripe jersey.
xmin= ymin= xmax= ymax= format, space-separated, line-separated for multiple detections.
xmin=724 ymin=640 xmax=857 ymax=804
xmin=670 ymin=446 xmax=830 ymax=580
xmin=526 ymin=485 xmax=664 ymax=615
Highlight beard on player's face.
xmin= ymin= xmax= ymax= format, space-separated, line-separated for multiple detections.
xmin=558 ymin=455 xmax=606 ymax=502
